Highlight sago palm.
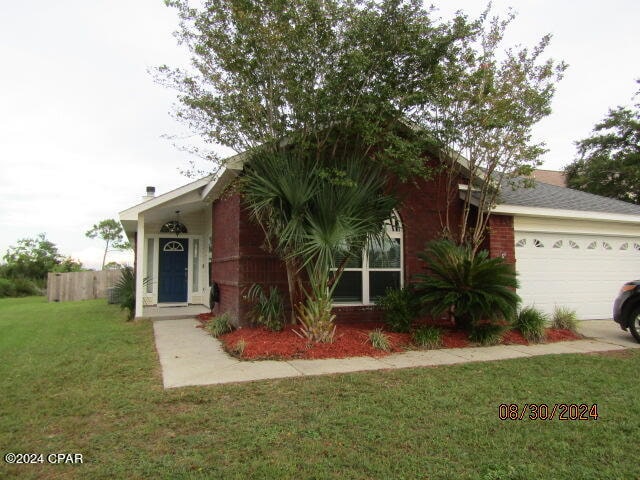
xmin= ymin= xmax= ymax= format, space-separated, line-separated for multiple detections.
xmin=414 ymin=239 xmax=520 ymax=330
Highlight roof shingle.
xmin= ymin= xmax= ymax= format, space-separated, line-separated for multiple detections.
xmin=499 ymin=180 xmax=640 ymax=216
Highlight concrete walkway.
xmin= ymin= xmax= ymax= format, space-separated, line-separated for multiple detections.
xmin=153 ymin=319 xmax=639 ymax=389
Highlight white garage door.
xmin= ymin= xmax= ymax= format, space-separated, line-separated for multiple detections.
xmin=515 ymin=232 xmax=640 ymax=319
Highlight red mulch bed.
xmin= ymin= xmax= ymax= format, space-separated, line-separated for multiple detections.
xmin=197 ymin=313 xmax=583 ymax=360
xmin=219 ymin=322 xmax=412 ymax=360
xmin=546 ymin=328 xmax=581 ymax=342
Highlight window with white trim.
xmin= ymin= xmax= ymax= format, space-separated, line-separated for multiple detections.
xmin=146 ymin=238 xmax=154 ymax=294
xmin=192 ymin=239 xmax=200 ymax=292
xmin=163 ymin=240 xmax=184 ymax=252
xmin=331 ymin=212 xmax=403 ymax=304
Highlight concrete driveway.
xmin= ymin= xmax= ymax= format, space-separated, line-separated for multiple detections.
xmin=578 ymin=319 xmax=640 ymax=349
xmin=153 ymin=318 xmax=639 ymax=389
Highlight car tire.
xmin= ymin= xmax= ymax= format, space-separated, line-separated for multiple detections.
xmin=628 ymin=305 xmax=640 ymax=343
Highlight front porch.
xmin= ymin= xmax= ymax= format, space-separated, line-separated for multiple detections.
xmin=119 ymin=170 xmax=242 ymax=320
xmin=143 ymin=304 xmax=211 ymax=320
xmin=120 ymin=177 xmax=217 ymax=319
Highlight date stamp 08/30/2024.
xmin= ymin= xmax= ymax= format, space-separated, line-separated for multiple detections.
xmin=498 ymin=403 xmax=599 ymax=421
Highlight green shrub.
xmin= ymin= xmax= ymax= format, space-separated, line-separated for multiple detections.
xmin=0 ymin=277 xmax=40 ymax=298
xmin=113 ymin=267 xmax=136 ymax=320
xmin=12 ymin=278 xmax=40 ymax=297
xmin=552 ymin=306 xmax=579 ymax=332
xmin=368 ymin=328 xmax=391 ymax=351
xmin=516 ymin=306 xmax=548 ymax=343
xmin=111 ymin=268 xmax=151 ymax=320
xmin=0 ymin=278 xmax=16 ymax=298
xmin=469 ymin=323 xmax=507 ymax=346
xmin=412 ymin=326 xmax=442 ymax=349
xmin=207 ymin=312 xmax=234 ymax=338
xmin=415 ymin=240 xmax=520 ymax=331
xmin=377 ymin=286 xmax=419 ymax=333
xmin=244 ymin=283 xmax=286 ymax=331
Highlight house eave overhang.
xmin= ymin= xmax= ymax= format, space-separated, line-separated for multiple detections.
xmin=118 ymin=157 xmax=245 ymax=238
xmin=491 ymin=204 xmax=640 ymax=225
xmin=119 ymin=175 xmax=214 ymax=222
xmin=200 ymin=165 xmax=242 ymax=201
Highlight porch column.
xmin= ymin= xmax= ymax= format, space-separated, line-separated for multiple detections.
xmin=135 ymin=213 xmax=145 ymax=318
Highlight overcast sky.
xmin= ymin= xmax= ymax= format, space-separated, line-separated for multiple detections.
xmin=0 ymin=1 xmax=638 ymax=269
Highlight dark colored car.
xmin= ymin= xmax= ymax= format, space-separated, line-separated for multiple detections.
xmin=613 ymin=280 xmax=640 ymax=343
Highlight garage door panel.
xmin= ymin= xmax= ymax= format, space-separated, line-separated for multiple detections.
xmin=515 ymin=232 xmax=640 ymax=320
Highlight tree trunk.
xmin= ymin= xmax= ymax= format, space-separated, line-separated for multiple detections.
xmin=101 ymin=240 xmax=109 ymax=270
xmin=284 ymin=258 xmax=302 ymax=324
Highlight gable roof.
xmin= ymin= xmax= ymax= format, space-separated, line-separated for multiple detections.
xmin=119 ymin=175 xmax=214 ymax=221
xmin=119 ymin=153 xmax=245 ymax=223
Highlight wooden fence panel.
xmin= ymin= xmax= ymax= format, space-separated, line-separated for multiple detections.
xmin=47 ymin=270 xmax=122 ymax=302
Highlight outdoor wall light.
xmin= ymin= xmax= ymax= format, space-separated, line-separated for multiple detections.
xmin=160 ymin=210 xmax=188 ymax=237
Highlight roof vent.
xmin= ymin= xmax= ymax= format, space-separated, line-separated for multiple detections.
xmin=142 ymin=186 xmax=156 ymax=202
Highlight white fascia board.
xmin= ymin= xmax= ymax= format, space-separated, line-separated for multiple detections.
xmin=200 ymin=167 xmax=242 ymax=201
xmin=119 ymin=175 xmax=213 ymax=221
xmin=120 ymin=219 xmax=138 ymax=240
xmin=492 ymin=204 xmax=640 ymax=224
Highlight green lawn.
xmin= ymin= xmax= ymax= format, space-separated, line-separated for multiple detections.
xmin=1 ymin=297 xmax=639 ymax=479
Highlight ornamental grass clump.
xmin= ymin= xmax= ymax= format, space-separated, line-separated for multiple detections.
xmin=412 ymin=326 xmax=442 ymax=349
xmin=245 ymin=283 xmax=286 ymax=331
xmin=516 ymin=306 xmax=548 ymax=343
xmin=552 ymin=306 xmax=579 ymax=332
xmin=368 ymin=329 xmax=391 ymax=352
xmin=415 ymin=240 xmax=520 ymax=331
xmin=469 ymin=323 xmax=507 ymax=346
xmin=230 ymin=339 xmax=246 ymax=357
xmin=207 ymin=313 xmax=234 ymax=338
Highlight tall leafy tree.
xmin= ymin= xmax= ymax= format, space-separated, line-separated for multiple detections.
xmin=52 ymin=257 xmax=84 ymax=273
xmin=85 ymin=219 xmax=130 ymax=270
xmin=159 ymin=0 xmax=469 ymax=180
xmin=565 ymin=83 xmax=640 ymax=204
xmin=160 ymin=0 xmax=471 ymax=337
xmin=2 ymin=233 xmax=62 ymax=281
xmin=411 ymin=8 xmax=566 ymax=251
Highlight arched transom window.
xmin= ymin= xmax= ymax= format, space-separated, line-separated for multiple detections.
xmin=332 ymin=211 xmax=403 ymax=304
xmin=163 ymin=241 xmax=185 ymax=252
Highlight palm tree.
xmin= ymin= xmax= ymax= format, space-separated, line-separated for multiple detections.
xmin=242 ymin=147 xmax=397 ymax=342
xmin=414 ymin=239 xmax=520 ymax=330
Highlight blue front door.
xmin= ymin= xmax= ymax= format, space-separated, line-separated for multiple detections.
xmin=158 ymin=238 xmax=189 ymax=303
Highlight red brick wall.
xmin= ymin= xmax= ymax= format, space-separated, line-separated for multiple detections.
xmin=210 ymin=169 xmax=514 ymax=326
xmin=211 ymin=193 xmax=241 ymax=322
xmin=211 ymin=191 xmax=289 ymax=326
xmin=397 ymin=169 xmax=464 ymax=284
xmin=485 ymin=215 xmax=516 ymax=264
